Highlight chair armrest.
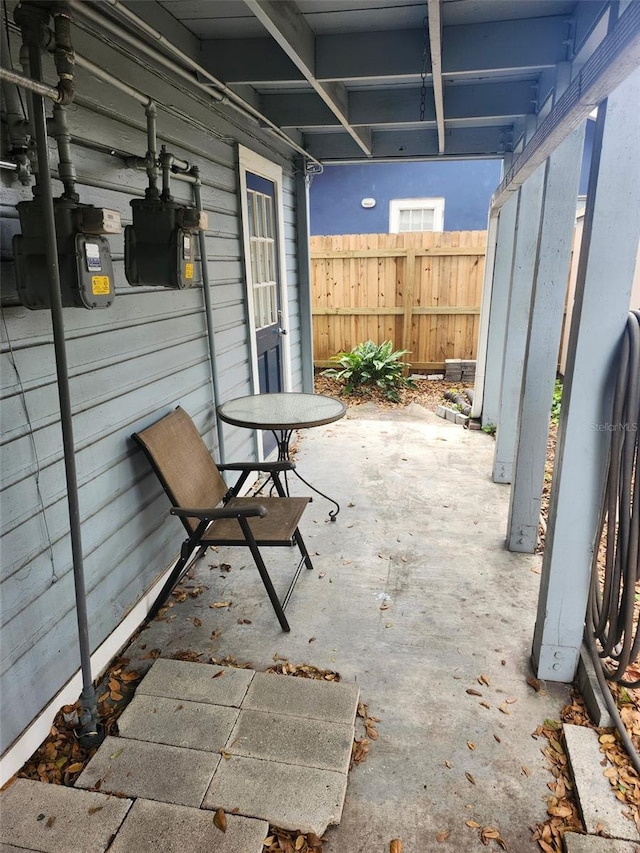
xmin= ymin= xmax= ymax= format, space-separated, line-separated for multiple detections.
xmin=218 ymin=461 xmax=296 ymax=473
xmin=170 ymin=504 xmax=267 ymax=520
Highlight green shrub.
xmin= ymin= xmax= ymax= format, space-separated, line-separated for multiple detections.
xmin=551 ymin=378 xmax=563 ymax=423
xmin=324 ymin=340 xmax=414 ymax=402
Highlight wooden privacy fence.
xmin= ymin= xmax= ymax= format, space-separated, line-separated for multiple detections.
xmin=311 ymin=231 xmax=487 ymax=371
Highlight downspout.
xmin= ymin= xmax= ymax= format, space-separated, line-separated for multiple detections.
xmin=15 ymin=1 xmax=101 ymax=747
xmin=192 ymin=167 xmax=226 ymax=462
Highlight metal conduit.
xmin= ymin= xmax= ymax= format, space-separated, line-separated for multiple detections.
xmin=192 ymin=169 xmax=226 ymax=463
xmin=23 ymin=30 xmax=101 ymax=748
xmin=67 ymin=0 xmax=320 ymax=166
xmin=586 ymin=309 xmax=640 ymax=774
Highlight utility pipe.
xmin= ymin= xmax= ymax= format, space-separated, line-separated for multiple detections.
xmin=192 ymin=167 xmax=226 ymax=463
xmin=72 ymin=53 xmax=160 ymax=197
xmin=0 ymin=63 xmax=61 ymax=101
xmin=67 ymin=0 xmax=321 ymax=165
xmin=1 ymin=21 xmax=31 ymax=184
xmin=51 ymin=102 xmax=78 ymax=200
xmin=21 ymin=27 xmax=101 ymax=748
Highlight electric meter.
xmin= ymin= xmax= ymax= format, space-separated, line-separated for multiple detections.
xmin=13 ymin=198 xmax=120 ymax=310
xmin=124 ymin=197 xmax=208 ymax=289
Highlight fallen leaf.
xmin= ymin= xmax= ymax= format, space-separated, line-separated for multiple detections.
xmin=390 ymin=841 xmax=403 ymax=853
xmin=308 ymin=636 xmax=316 ymax=643
xmin=445 ymin=760 xmax=452 ymax=768
xmin=436 ymin=830 xmax=450 ymax=842
xmin=467 ymin=741 xmax=476 ymax=751
xmin=213 ymin=808 xmax=227 ymax=832
xmin=237 ymin=618 xmax=252 ymax=624
xmin=526 ymin=676 xmax=542 ymax=692
xmin=87 ymin=805 xmax=103 ymax=815
xmin=212 ymin=670 xmax=225 ymax=679
xmin=522 ymin=765 xmax=531 ymax=777
xmin=498 ymin=703 xmax=511 ymax=715
xmin=465 ymin=772 xmax=476 ymax=785
xmin=467 ymin=688 xmax=482 ymax=696
xmin=220 ymin=750 xmax=232 ymax=759
xmin=466 ymin=819 xmax=480 ymax=828
xmin=193 ymin=617 xmax=202 ymax=627
xmin=66 ymin=762 xmax=84 ymax=773
xmin=494 ymin=734 xmax=501 ymax=743
xmin=295 ymin=835 xmax=305 ymax=850
xmin=479 ymin=674 xmax=490 ymax=686
xmin=480 ymin=701 xmax=491 ymax=709
xmin=46 ymin=816 xmax=56 ymax=829
xmin=210 ymin=601 xmax=231 ymax=609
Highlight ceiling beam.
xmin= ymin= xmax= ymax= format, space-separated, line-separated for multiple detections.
xmin=201 ymin=16 xmax=568 ymax=86
xmin=260 ymin=81 xmax=533 ymax=129
xmin=242 ymin=0 xmax=372 ymax=156
xmin=427 ymin=0 xmax=445 ymax=154
xmin=305 ymin=126 xmax=511 ymax=161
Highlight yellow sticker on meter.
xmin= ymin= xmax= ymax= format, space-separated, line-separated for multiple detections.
xmin=185 ymin=263 xmax=194 ymax=280
xmin=92 ymin=276 xmax=111 ymax=295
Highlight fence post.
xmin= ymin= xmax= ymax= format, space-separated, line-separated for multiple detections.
xmin=402 ymin=248 xmax=416 ymax=373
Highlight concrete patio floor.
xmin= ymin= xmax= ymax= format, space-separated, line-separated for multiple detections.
xmin=117 ymin=400 xmax=574 ymax=851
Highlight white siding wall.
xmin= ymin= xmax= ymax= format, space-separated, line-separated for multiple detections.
xmin=0 ymin=20 xmax=302 ymax=755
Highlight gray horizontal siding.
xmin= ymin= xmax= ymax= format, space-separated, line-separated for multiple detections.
xmin=0 ymin=12 xmax=304 ymax=755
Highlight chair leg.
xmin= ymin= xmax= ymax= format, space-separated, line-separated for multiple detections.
xmin=239 ymin=517 xmax=291 ymax=632
xmin=294 ymin=528 xmax=314 ymax=571
xmin=147 ymin=540 xmax=205 ymax=620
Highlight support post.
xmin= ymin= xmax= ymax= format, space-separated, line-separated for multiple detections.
xmin=506 ymin=124 xmax=586 ymax=551
xmin=479 ymin=191 xmax=519 ymax=428
xmin=492 ymin=162 xmax=546 ymax=483
xmin=532 ymin=67 xmax=640 ymax=681
xmin=294 ymin=157 xmax=315 ymax=392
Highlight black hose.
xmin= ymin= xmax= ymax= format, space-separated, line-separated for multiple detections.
xmin=586 ymin=310 xmax=640 ymax=772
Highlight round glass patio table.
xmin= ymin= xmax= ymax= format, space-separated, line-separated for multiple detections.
xmin=217 ymin=392 xmax=346 ymax=519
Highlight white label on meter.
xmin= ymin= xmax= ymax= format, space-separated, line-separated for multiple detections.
xmin=85 ymin=242 xmax=102 ymax=272
xmin=183 ymin=233 xmax=191 ymax=260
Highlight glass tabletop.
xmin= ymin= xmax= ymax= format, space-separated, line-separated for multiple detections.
xmin=217 ymin=392 xmax=346 ymax=430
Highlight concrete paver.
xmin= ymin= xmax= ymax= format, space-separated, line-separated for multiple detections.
xmin=564 ymin=832 xmax=640 ymax=852
xmin=203 ymin=754 xmax=347 ymax=836
xmin=564 ymin=724 xmax=640 ymax=841
xmin=136 ymin=658 xmax=254 ymax=706
xmin=226 ymin=709 xmax=354 ymax=773
xmin=108 ymin=798 xmax=268 ymax=853
xmin=123 ymin=408 xmax=575 ymax=851
xmin=117 ymin=693 xmax=239 ymax=751
xmin=75 ymin=736 xmax=218 ymax=807
xmin=242 ymin=671 xmax=359 ymax=724
xmin=0 ymin=778 xmax=131 ymax=853
xmin=1 ymin=845 xmax=41 ymax=853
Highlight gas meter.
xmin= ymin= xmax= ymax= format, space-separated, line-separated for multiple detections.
xmin=124 ymin=197 xmax=208 ymax=289
xmin=13 ymin=198 xmax=121 ymax=309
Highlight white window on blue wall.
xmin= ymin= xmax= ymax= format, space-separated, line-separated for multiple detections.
xmin=389 ymin=197 xmax=445 ymax=233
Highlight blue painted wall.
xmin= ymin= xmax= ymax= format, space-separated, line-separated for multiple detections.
xmin=309 ymin=160 xmax=503 ymax=235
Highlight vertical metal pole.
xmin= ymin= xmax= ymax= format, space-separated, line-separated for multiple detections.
xmin=294 ymin=156 xmax=315 ymax=393
xmin=192 ymin=171 xmax=226 ymax=461
xmin=27 ymin=42 xmax=99 ymax=743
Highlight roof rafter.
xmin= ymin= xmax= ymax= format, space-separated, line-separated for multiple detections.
xmin=427 ymin=0 xmax=445 ymax=154
xmin=242 ymin=0 xmax=372 ymax=156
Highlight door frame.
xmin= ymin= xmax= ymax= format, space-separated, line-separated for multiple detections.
xmin=238 ymin=145 xmax=292 ymax=397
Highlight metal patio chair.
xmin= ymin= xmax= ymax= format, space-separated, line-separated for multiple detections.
xmin=132 ymin=406 xmax=314 ymax=632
